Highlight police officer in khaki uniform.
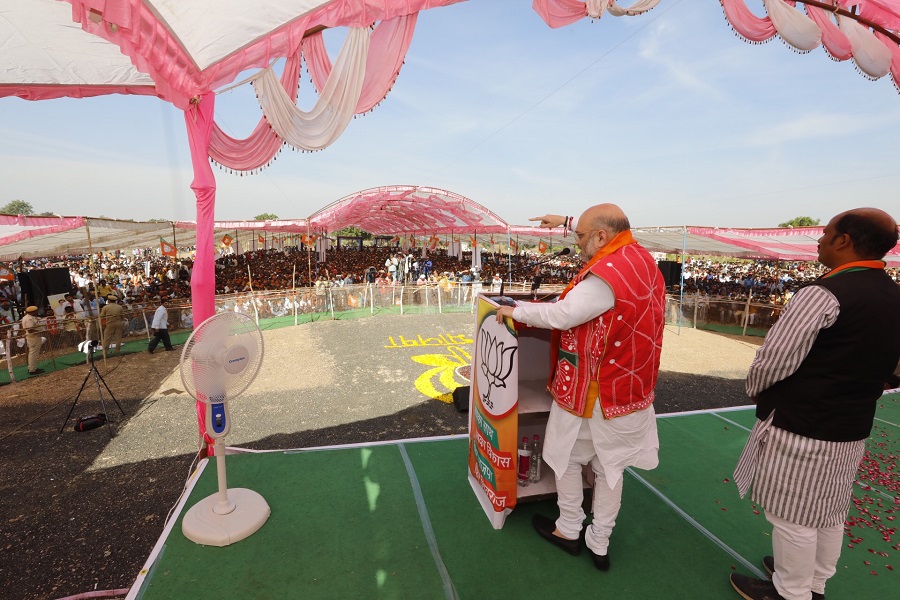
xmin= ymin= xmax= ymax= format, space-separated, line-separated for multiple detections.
xmin=100 ymin=294 xmax=125 ymax=355
xmin=21 ymin=306 xmax=44 ymax=375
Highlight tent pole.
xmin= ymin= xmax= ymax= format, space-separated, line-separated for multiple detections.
xmin=506 ymin=228 xmax=511 ymax=288
xmin=292 ymin=264 xmax=298 ymax=327
xmin=85 ymin=219 xmax=95 ymax=279
xmin=679 ymin=226 xmax=686 ymax=334
xmin=184 ymin=91 xmax=218 ymax=455
xmin=306 ymin=223 xmax=312 ymax=291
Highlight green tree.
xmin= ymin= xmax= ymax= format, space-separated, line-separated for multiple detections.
xmin=37 ymin=211 xmax=55 ymax=216
xmin=147 ymin=218 xmax=169 ymax=222
xmin=1 ymin=199 xmax=35 ymax=215
xmin=334 ymin=226 xmax=371 ymax=240
xmin=778 ymin=216 xmax=820 ymax=228
xmin=254 ymin=213 xmax=279 ymax=220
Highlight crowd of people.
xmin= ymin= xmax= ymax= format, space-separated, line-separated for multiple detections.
xmin=2 ymin=242 xmax=897 ymax=343
xmin=212 ymin=244 xmax=578 ymax=294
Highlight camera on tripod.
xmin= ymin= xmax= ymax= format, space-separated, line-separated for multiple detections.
xmin=63 ymin=339 xmax=124 ymax=436
xmin=78 ymin=339 xmax=101 ymax=360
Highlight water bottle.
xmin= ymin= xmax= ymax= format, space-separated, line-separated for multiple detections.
xmin=517 ymin=436 xmax=531 ymax=486
xmin=530 ymin=434 xmax=542 ymax=483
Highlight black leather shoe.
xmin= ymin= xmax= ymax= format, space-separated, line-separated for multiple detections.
xmin=763 ymin=556 xmax=774 ymax=578
xmin=762 ymin=557 xmax=824 ymax=600
xmin=730 ymin=573 xmax=785 ymax=599
xmin=588 ymin=547 xmax=610 ymax=571
xmin=532 ymin=514 xmax=581 ymax=556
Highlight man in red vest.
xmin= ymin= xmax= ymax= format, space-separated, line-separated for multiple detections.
xmin=731 ymin=208 xmax=900 ymax=600
xmin=496 ymin=203 xmax=665 ymax=570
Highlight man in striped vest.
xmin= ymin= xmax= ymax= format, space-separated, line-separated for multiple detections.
xmin=496 ymin=204 xmax=665 ymax=571
xmin=731 ymin=208 xmax=900 ymax=600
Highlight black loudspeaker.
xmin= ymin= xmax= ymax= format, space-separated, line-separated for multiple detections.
xmin=18 ymin=268 xmax=72 ymax=310
xmin=452 ymin=385 xmax=470 ymax=413
xmin=657 ymin=261 xmax=682 ymax=288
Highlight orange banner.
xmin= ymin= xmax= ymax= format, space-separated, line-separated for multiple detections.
xmin=159 ymin=237 xmax=176 ymax=257
xmin=468 ymin=298 xmax=520 ymax=519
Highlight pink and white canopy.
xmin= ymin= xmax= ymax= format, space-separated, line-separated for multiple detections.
xmin=4 ymin=213 xmax=897 ymax=265
xmin=3 ymin=1 xmax=899 ymax=443
xmin=535 ymin=1 xmax=900 ymax=88
xmin=688 ymin=225 xmax=900 ymax=265
xmin=0 ymin=214 xmax=315 ymax=260
xmin=308 ymin=186 xmax=509 ymax=235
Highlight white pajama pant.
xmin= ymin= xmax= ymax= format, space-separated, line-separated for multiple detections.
xmin=554 ymin=438 xmax=623 ymax=555
xmin=767 ymin=511 xmax=843 ymax=600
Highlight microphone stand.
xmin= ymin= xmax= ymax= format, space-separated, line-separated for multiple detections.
xmin=499 ymin=248 xmax=571 ymax=298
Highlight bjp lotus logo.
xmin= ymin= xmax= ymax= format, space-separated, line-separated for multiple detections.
xmin=475 ymin=317 xmax=518 ymax=417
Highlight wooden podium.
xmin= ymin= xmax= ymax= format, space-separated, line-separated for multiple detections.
xmin=466 ymin=291 xmax=559 ymax=529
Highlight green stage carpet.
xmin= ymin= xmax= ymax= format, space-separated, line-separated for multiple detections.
xmin=135 ymin=397 xmax=898 ymax=599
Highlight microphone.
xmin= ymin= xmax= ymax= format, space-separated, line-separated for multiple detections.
xmin=500 ymin=247 xmax=572 ymax=296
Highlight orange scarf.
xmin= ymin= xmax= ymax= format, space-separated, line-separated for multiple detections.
xmin=548 ymin=230 xmax=638 ymax=411
xmin=820 ymin=259 xmax=885 ymax=279
xmin=557 ymin=230 xmax=637 ymax=301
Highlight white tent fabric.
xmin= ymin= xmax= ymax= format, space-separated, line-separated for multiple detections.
xmin=839 ymin=13 xmax=894 ymax=78
xmin=308 ymin=185 xmax=510 ymax=235
xmin=253 ymin=27 xmax=369 ymax=151
xmin=2 ymin=214 xmax=898 ymax=265
xmin=0 ymin=216 xmax=315 ymax=260
xmin=149 ymin=0 xmax=332 ymax=71
xmin=0 ymin=0 xmax=155 ymax=91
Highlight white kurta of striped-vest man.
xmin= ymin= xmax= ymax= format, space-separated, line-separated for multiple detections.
xmin=734 ymin=285 xmax=865 ymax=528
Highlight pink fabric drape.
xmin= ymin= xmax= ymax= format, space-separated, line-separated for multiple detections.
xmin=859 ymin=0 xmax=900 ymax=31
xmin=66 ymin=0 xmax=463 ymax=109
xmin=0 ymin=84 xmax=158 ymax=103
xmin=806 ymin=5 xmax=853 ymax=60
xmin=208 ymin=53 xmax=302 ymax=172
xmin=875 ymin=30 xmax=900 ymax=90
xmin=532 ymin=0 xmax=589 ymax=28
xmin=720 ymin=0 xmax=777 ymax=42
xmin=209 ymin=15 xmax=417 ymax=172
xmin=304 ymin=13 xmax=418 ymax=114
xmin=184 ymin=91 xmax=217 ymax=449
xmin=0 ymin=216 xmax=85 ymax=246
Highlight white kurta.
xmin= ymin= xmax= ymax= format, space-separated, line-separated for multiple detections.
xmin=512 ymin=274 xmax=659 ymax=489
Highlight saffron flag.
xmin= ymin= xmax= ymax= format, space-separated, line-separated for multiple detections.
xmin=429 ymin=235 xmax=439 ymax=251
xmin=258 ymin=234 xmax=265 ymax=245
xmin=538 ymin=240 xmax=547 ymax=254
xmin=0 ymin=262 xmax=15 ymax=281
xmin=469 ymin=235 xmax=477 ymax=246
xmin=390 ymin=235 xmax=400 ymax=244
xmin=222 ymin=234 xmax=233 ymax=247
xmin=490 ymin=234 xmax=495 ymax=245
xmin=509 ymin=238 xmax=518 ymax=251
xmin=159 ymin=237 xmax=177 ymax=257
xmin=409 ymin=234 xmax=416 ymax=247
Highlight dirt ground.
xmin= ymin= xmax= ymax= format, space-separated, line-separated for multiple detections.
xmin=0 ymin=316 xmax=760 ymax=600
xmin=0 ymin=349 xmax=187 ymax=600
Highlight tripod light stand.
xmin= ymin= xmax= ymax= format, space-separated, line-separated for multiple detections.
xmin=59 ymin=341 xmax=125 ymax=437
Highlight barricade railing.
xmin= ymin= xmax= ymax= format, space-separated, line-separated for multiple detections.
xmin=0 ymin=281 xmax=568 ymax=381
xmin=665 ymin=294 xmax=785 ymax=336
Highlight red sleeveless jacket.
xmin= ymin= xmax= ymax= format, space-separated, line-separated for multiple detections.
xmin=549 ymin=243 xmax=665 ymax=419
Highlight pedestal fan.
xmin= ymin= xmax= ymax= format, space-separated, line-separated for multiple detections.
xmin=179 ymin=312 xmax=269 ymax=546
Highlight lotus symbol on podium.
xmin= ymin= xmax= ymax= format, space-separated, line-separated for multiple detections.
xmin=477 ymin=329 xmax=517 ymax=413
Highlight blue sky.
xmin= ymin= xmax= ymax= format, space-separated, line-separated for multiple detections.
xmin=2 ymin=1 xmax=899 ymax=227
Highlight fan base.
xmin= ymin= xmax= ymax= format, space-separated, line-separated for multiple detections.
xmin=182 ymin=488 xmax=270 ymax=547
